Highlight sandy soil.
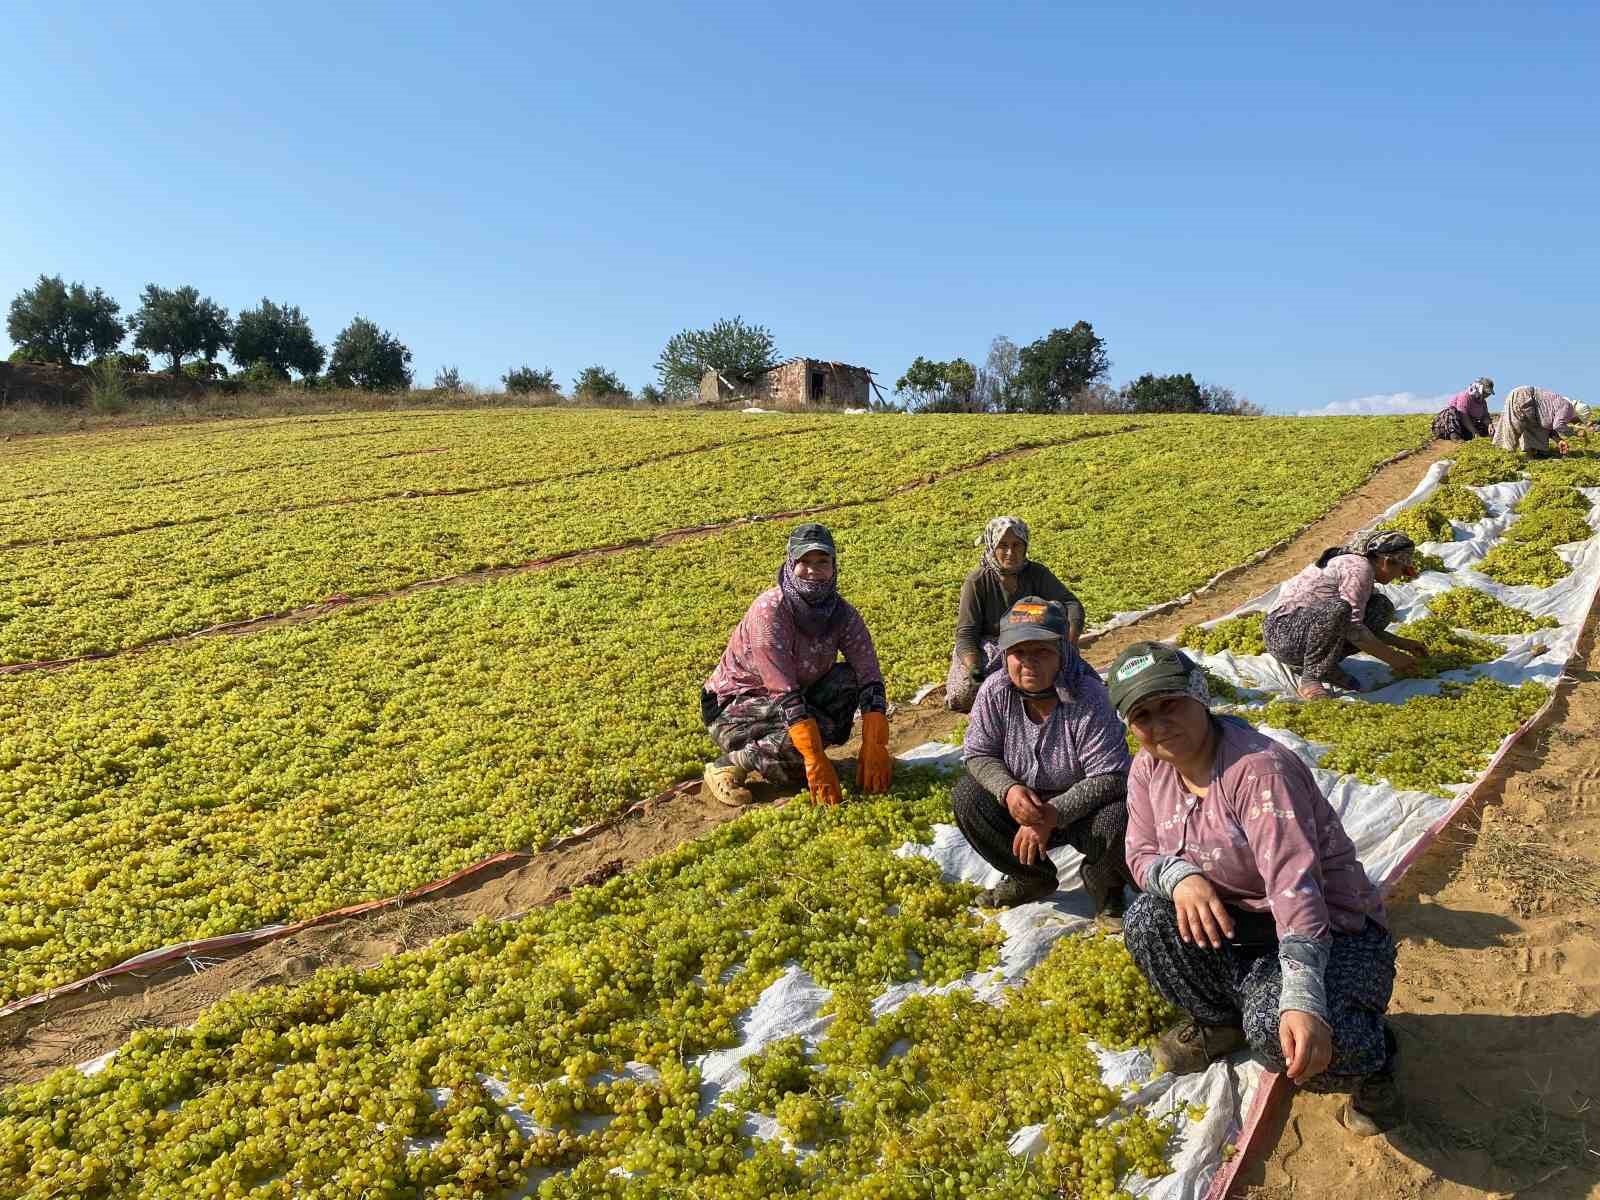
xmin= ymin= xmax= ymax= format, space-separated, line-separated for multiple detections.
xmin=1237 ymin=618 xmax=1600 ymax=1200
xmin=0 ymin=439 xmax=1454 ymax=1087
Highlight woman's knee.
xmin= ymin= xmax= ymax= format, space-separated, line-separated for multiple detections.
xmin=1122 ymin=893 xmax=1175 ymax=958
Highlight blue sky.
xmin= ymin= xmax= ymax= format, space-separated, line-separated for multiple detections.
xmin=4 ymin=2 xmax=1596 ymax=413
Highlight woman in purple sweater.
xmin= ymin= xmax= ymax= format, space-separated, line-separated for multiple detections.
xmin=1109 ymin=641 xmax=1404 ymax=1138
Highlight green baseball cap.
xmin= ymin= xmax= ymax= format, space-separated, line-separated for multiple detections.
xmin=1107 ymin=641 xmax=1203 ymax=718
xmin=996 ymin=596 xmax=1071 ymax=651
xmin=787 ymin=522 xmax=836 ymax=560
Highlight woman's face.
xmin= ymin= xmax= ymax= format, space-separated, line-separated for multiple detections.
xmin=993 ymin=532 xmax=1027 ymax=572
xmin=1005 ymin=640 xmax=1061 ymax=692
xmin=1126 ymin=694 xmax=1212 ymax=765
xmin=1373 ymin=551 xmax=1415 ymax=584
xmin=793 ymin=550 xmax=835 ymax=583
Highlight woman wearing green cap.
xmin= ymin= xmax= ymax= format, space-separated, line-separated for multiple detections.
xmin=701 ymin=523 xmax=892 ymax=807
xmin=1108 ymin=640 xmax=1403 ymax=1137
xmin=945 ymin=516 xmax=1085 ymax=714
xmin=952 ymin=596 xmax=1134 ymax=920
xmin=1264 ymin=530 xmax=1425 ymax=700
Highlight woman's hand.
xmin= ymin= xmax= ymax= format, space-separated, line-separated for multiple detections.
xmin=1172 ymin=874 xmax=1235 ymax=948
xmin=1012 ymin=813 xmax=1056 ymax=866
xmin=1004 ymin=784 xmax=1049 ymax=825
xmin=1279 ymin=1010 xmax=1333 ymax=1084
xmin=1392 ymin=636 xmax=1428 ymax=658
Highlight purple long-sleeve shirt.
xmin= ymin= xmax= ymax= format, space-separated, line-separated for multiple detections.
xmin=706 ymin=587 xmax=884 ymax=720
xmin=1446 ymin=388 xmax=1490 ymax=430
xmin=1125 ymin=716 xmax=1386 ymax=1024
xmin=961 ymin=654 xmax=1130 ymax=797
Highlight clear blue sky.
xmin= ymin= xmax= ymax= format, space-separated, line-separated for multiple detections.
xmin=4 ymin=2 xmax=1596 ymax=413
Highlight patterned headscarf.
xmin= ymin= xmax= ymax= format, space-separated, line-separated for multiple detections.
xmin=777 ymin=542 xmax=842 ymax=638
xmin=976 ymin=515 xmax=1030 ymax=578
xmin=1469 ymin=377 xmax=1495 ymax=401
xmin=1358 ymin=529 xmax=1416 ymax=558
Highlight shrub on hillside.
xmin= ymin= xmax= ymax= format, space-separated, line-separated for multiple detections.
xmin=503 ymin=365 xmax=558 ymax=395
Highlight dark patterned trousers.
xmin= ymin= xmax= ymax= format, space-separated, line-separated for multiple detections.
xmin=1264 ymin=592 xmax=1395 ymax=684
xmin=949 ymin=770 xmax=1134 ymax=899
xmin=1123 ymin=893 xmax=1397 ymax=1087
xmin=701 ymin=663 xmax=861 ymax=785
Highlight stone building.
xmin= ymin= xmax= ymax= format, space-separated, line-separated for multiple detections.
xmin=698 ymin=357 xmax=878 ymax=409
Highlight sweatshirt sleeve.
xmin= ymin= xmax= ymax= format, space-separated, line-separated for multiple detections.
xmin=1034 ymin=565 xmax=1086 ymax=637
xmin=953 ymin=572 xmax=985 ymax=664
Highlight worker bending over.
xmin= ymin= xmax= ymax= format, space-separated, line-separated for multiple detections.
xmin=1493 ymin=386 xmax=1590 ymax=456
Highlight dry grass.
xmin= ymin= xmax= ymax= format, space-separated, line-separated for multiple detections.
xmin=1407 ymin=1076 xmax=1597 ymax=1181
xmin=1464 ymin=811 xmax=1600 ymax=913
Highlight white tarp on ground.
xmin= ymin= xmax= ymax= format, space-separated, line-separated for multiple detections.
xmin=78 ymin=461 xmax=1600 ymax=1199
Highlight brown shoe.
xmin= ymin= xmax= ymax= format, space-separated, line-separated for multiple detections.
xmin=702 ymin=760 xmax=753 ymax=807
xmin=977 ymin=874 xmax=1058 ymax=908
xmin=1152 ymin=1018 xmax=1246 ymax=1075
xmin=1343 ymin=1071 xmax=1405 ymax=1136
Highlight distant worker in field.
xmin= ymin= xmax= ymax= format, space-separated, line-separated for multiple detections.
xmin=1429 ymin=377 xmax=1494 ymax=441
xmin=1492 ymin=386 xmax=1590 ymax=457
xmin=1109 ymin=642 xmax=1403 ymax=1137
xmin=951 ymin=597 xmax=1135 ymax=923
xmin=945 ymin=516 xmax=1085 ymax=713
xmin=1263 ymin=530 xmax=1425 ymax=700
xmin=700 ymin=523 xmax=892 ymax=807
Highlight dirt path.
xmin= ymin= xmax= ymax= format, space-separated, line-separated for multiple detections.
xmin=1238 ymin=619 xmax=1600 ymax=1200
xmin=0 ymin=439 xmax=1448 ymax=1082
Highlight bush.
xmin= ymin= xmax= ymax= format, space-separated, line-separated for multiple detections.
xmin=433 ymin=365 xmax=463 ymax=393
xmin=503 ymin=365 xmax=558 ymax=395
xmin=182 ymin=360 xmax=229 ymax=382
xmin=571 ymin=365 xmax=630 ymax=403
xmin=87 ymin=358 xmax=128 ymax=414
xmin=89 ymin=350 xmax=151 ymax=373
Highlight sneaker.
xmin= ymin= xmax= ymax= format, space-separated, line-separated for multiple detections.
xmin=1152 ymin=1018 xmax=1246 ymax=1076
xmin=702 ymin=760 xmax=753 ymax=807
xmin=977 ymin=874 xmax=1058 ymax=908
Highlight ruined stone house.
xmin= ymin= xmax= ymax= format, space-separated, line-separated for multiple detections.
xmin=698 ymin=357 xmax=878 ymax=409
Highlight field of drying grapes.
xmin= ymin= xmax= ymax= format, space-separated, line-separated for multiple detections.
xmin=5 ymin=408 xmax=1595 ymax=1200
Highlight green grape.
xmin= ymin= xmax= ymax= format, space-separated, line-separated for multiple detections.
xmin=1423 ymin=588 xmax=1558 ymax=634
xmin=1246 ymin=678 xmax=1548 ymax=793
xmin=1179 ymin=611 xmax=1266 ymax=656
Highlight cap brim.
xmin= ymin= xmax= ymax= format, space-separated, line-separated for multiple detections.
xmin=1115 ymin=681 xmax=1196 ymax=719
xmin=789 ymin=542 xmax=835 ymax=558
xmin=997 ymin=628 xmax=1064 ymax=651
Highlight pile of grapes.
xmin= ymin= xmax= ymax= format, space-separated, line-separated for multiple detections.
xmin=1178 ymin=611 xmax=1266 ymax=656
xmin=0 ymin=778 xmax=1185 ymax=1200
xmin=1422 ymin=589 xmax=1558 ymax=635
xmin=1385 ymin=484 xmax=1486 ymax=547
xmin=1248 ymin=678 xmax=1548 ymax=793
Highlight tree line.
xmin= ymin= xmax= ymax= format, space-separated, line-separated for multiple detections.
xmin=8 ymin=275 xmax=1256 ymax=414
xmin=894 ymin=323 xmax=1260 ymax=415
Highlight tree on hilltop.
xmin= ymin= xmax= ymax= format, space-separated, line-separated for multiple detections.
xmin=6 ymin=274 xmax=126 ymax=364
xmin=1009 ymin=322 xmax=1110 ymax=413
xmin=232 ymin=299 xmax=326 ymax=380
xmin=129 ymin=284 xmax=232 ymax=373
xmin=655 ymin=316 xmax=779 ymax=402
xmin=328 ymin=317 xmax=412 ymax=390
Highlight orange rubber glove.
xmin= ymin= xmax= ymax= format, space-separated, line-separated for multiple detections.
xmin=787 ymin=718 xmax=843 ymax=806
xmin=856 ymin=710 xmax=892 ymax=795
